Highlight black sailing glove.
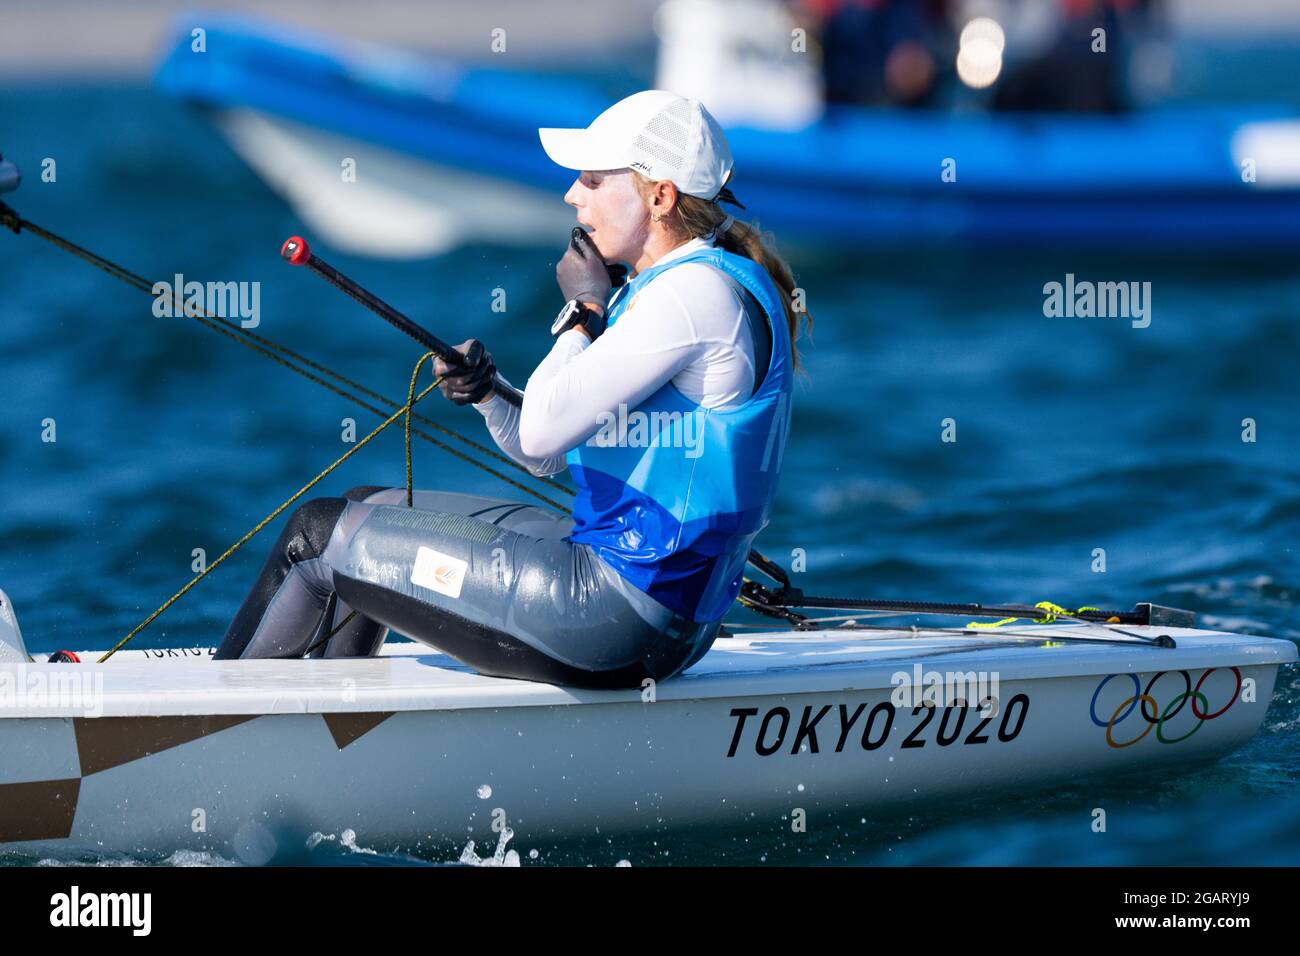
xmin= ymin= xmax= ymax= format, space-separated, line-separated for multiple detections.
xmin=433 ymin=339 xmax=497 ymax=405
xmin=556 ymin=226 xmax=615 ymax=308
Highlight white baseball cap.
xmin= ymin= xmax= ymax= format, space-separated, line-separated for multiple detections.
xmin=538 ymin=90 xmax=742 ymax=205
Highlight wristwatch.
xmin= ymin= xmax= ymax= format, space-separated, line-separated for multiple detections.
xmin=551 ymin=299 xmax=603 ymax=339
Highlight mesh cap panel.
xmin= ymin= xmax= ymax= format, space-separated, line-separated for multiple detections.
xmin=633 ymin=99 xmax=693 ymax=173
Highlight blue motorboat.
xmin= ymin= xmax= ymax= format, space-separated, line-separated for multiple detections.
xmin=155 ymin=13 xmax=1300 ymax=256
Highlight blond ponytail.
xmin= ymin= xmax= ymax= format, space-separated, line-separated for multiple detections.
xmin=634 ymin=173 xmax=812 ymax=374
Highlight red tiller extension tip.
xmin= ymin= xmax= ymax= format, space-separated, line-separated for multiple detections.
xmin=281 ymin=235 xmax=312 ymax=265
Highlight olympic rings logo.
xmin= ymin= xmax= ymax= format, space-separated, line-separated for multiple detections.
xmin=1088 ymin=668 xmax=1242 ymax=749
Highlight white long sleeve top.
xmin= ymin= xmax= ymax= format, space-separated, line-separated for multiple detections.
xmin=474 ymin=236 xmax=765 ymax=477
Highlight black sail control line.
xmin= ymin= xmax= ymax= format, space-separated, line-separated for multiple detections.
xmin=0 ymin=201 xmax=569 ymax=510
xmin=742 ymin=549 xmax=1193 ymax=645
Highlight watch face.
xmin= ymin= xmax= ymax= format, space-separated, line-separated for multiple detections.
xmin=551 ymin=300 xmax=579 ymax=336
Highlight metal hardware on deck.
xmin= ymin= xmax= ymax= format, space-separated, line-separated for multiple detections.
xmin=1137 ymin=603 xmax=1197 ymax=628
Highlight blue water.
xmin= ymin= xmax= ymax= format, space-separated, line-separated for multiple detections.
xmin=0 ymin=85 xmax=1297 ymax=866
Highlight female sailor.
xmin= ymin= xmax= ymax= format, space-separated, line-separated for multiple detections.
xmin=214 ymin=90 xmax=810 ymax=688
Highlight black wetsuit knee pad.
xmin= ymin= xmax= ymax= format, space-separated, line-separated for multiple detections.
xmin=283 ymin=497 xmax=349 ymax=561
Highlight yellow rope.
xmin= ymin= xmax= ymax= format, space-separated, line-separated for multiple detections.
xmin=99 ymin=355 xmax=443 ymax=662
xmin=405 ymin=352 xmax=437 ymax=508
xmin=965 ymin=602 xmax=1103 ymax=630
xmin=184 ymin=304 xmax=571 ymax=511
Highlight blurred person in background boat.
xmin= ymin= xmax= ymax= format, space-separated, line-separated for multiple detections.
xmin=796 ymin=0 xmax=954 ymax=108
xmin=793 ymin=0 xmax=1163 ymax=113
xmin=215 ymin=91 xmax=811 ymax=689
xmin=992 ymin=0 xmax=1163 ymax=112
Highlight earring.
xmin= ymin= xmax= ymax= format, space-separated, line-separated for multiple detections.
xmin=651 ymin=212 xmax=662 ymax=222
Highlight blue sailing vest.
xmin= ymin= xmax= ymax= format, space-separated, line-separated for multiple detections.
xmin=565 ymin=247 xmax=794 ymax=622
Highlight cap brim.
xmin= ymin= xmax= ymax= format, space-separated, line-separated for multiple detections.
xmin=538 ymin=127 xmax=629 ymax=172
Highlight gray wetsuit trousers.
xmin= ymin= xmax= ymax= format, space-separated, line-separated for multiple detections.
xmin=213 ymin=486 xmax=721 ymax=689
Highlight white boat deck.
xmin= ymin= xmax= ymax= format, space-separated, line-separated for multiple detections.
xmin=2 ymin=626 xmax=1293 ymax=719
